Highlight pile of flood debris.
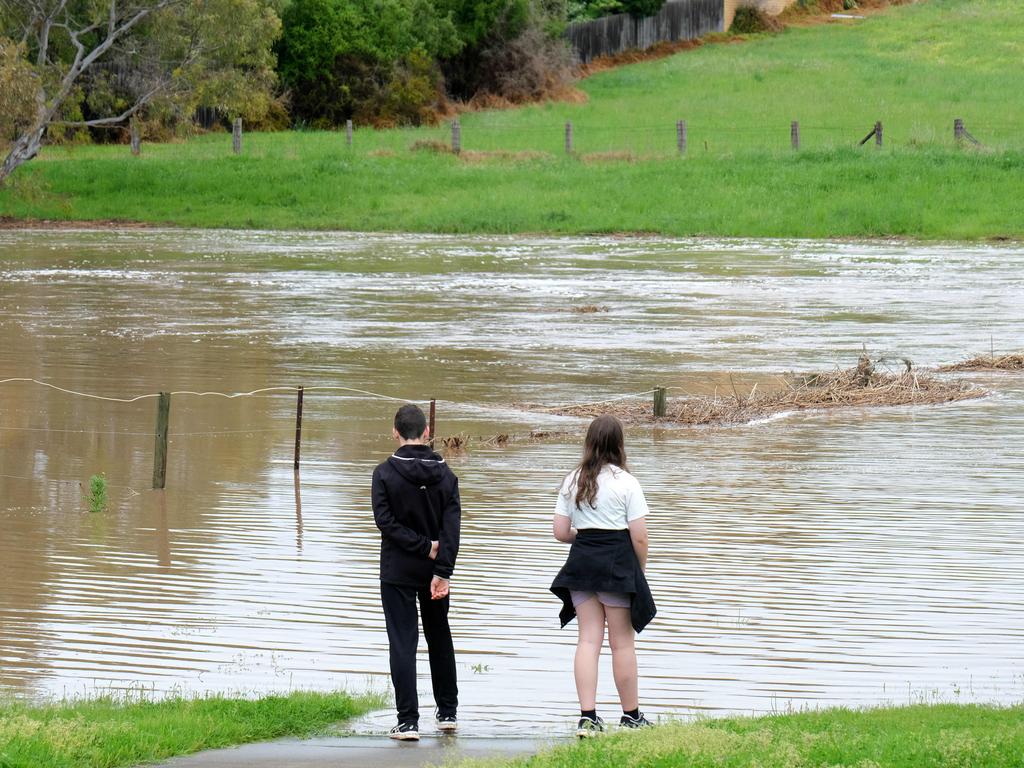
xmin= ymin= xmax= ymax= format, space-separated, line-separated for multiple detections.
xmin=519 ymin=356 xmax=985 ymax=428
xmin=938 ymin=353 xmax=1024 ymax=372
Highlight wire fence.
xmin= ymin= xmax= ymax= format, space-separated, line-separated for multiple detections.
xmin=104 ymin=115 xmax=1024 ymax=162
xmin=0 ymin=377 xmax=664 ymax=492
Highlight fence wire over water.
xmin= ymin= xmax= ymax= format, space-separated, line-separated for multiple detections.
xmin=1 ymin=229 xmax=1023 ymax=736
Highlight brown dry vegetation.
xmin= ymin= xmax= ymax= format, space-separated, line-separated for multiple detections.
xmin=520 ymin=357 xmax=985 ymax=427
xmin=938 ymin=353 xmax=1024 ymax=372
xmin=459 ymin=149 xmax=552 ymax=162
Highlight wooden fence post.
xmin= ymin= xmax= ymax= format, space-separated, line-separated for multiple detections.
xmin=429 ymin=398 xmax=436 ymax=448
xmin=565 ymin=121 xmax=574 ymax=155
xmin=293 ymin=386 xmax=304 ymax=472
xmin=954 ymin=118 xmax=964 ymax=144
xmin=677 ymin=120 xmax=687 ymax=155
xmin=130 ymin=120 xmax=141 ymax=156
xmin=653 ymin=387 xmax=667 ymax=418
xmin=451 ymin=119 xmax=461 ymax=155
xmin=791 ymin=120 xmax=800 ymax=150
xmin=232 ymin=118 xmax=242 ymax=155
xmin=346 ymin=119 xmax=353 ymax=147
xmin=859 ymin=122 xmax=881 ymax=147
xmin=152 ymin=392 xmax=171 ymax=489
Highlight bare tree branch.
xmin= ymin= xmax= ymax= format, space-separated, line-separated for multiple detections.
xmin=43 ymin=1 xmax=72 ymax=66
xmin=44 ymin=0 xmax=183 ymax=127
xmin=54 ymin=80 xmax=168 ymax=126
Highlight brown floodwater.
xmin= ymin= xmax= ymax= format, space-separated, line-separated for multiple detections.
xmin=1 ymin=230 xmax=1022 ymax=735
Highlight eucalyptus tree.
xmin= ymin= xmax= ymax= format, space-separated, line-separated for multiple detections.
xmin=0 ymin=0 xmax=280 ymax=184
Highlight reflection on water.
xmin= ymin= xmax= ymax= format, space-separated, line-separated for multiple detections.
xmin=1 ymin=230 xmax=1022 ymax=734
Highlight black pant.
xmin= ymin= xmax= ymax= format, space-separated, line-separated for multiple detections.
xmin=380 ymin=582 xmax=458 ymax=725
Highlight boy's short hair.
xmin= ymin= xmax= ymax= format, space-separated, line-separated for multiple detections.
xmin=394 ymin=404 xmax=427 ymax=440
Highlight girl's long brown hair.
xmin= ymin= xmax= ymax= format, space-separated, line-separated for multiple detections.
xmin=572 ymin=415 xmax=628 ymax=509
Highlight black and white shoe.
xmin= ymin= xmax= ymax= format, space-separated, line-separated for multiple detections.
xmin=436 ymin=714 xmax=458 ymax=733
xmin=620 ymin=712 xmax=653 ymax=729
xmin=389 ymin=722 xmax=420 ymax=741
xmin=576 ymin=715 xmax=605 ymax=738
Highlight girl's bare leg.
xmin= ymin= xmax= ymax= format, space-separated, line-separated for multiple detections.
xmin=605 ymin=605 xmax=638 ymax=711
xmin=574 ymin=597 xmax=606 ymax=710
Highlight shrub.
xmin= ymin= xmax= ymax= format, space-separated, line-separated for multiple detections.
xmin=443 ymin=0 xmax=573 ymax=102
xmin=277 ymin=0 xmax=459 ymax=126
xmin=471 ymin=16 xmax=575 ymax=102
xmin=730 ymin=6 xmax=782 ymax=33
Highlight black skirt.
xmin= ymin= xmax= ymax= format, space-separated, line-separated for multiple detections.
xmin=550 ymin=528 xmax=656 ymax=633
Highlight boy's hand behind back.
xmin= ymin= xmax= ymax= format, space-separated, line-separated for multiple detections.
xmin=430 ymin=576 xmax=449 ymax=600
xmin=429 ymin=540 xmax=439 ymax=560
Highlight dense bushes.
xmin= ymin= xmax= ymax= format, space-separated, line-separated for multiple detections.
xmin=276 ymin=0 xmax=460 ymax=126
xmin=276 ymin=0 xmax=575 ymax=127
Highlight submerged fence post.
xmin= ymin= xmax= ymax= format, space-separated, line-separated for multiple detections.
xmin=954 ymin=118 xmax=964 ymax=144
xmin=565 ymin=121 xmax=574 ymax=155
xmin=293 ymin=386 xmax=304 ymax=472
xmin=232 ymin=118 xmax=242 ymax=154
xmin=346 ymin=119 xmax=353 ymax=147
xmin=653 ymin=387 xmax=667 ymax=419
xmin=429 ymin=398 xmax=436 ymax=449
xmin=130 ymin=120 xmax=141 ymax=156
xmin=791 ymin=120 xmax=800 ymax=150
xmin=451 ymin=120 xmax=461 ymax=155
xmin=152 ymin=392 xmax=171 ymax=489
xmin=677 ymin=120 xmax=687 ymax=155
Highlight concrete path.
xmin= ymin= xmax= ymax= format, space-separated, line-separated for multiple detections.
xmin=151 ymin=735 xmax=554 ymax=768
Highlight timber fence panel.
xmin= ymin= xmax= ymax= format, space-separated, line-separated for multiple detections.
xmin=565 ymin=0 xmax=724 ymax=64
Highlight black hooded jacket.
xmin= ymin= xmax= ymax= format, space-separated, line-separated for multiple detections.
xmin=372 ymin=444 xmax=461 ymax=586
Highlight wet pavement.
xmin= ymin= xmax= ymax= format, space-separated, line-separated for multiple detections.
xmin=151 ymin=735 xmax=550 ymax=768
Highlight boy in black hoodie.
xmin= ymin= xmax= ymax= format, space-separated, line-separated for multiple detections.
xmin=372 ymin=404 xmax=461 ymax=740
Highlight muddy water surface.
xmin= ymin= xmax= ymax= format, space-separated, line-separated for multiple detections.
xmin=1 ymin=230 xmax=1022 ymax=734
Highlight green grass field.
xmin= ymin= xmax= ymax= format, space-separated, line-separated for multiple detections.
xmin=474 ymin=705 xmax=1024 ymax=768
xmin=2 ymin=0 xmax=1024 ymax=239
xmin=0 ymin=690 xmax=383 ymax=768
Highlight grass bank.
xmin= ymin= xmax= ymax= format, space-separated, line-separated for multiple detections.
xmin=2 ymin=0 xmax=1024 ymax=239
xmin=472 ymin=704 xmax=1024 ymax=768
xmin=0 ymin=690 xmax=383 ymax=768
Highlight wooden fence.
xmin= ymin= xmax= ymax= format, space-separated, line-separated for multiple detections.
xmin=565 ymin=0 xmax=724 ymax=64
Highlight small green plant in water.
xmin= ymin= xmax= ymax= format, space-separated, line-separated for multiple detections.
xmin=88 ymin=473 xmax=108 ymax=513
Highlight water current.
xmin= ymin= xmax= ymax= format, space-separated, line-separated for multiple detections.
xmin=1 ymin=230 xmax=1021 ymax=735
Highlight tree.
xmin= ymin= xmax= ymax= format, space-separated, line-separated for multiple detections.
xmin=277 ymin=0 xmax=460 ymax=126
xmin=0 ymin=0 xmax=281 ymax=185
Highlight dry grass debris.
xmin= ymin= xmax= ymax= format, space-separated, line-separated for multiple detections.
xmin=938 ymin=353 xmax=1024 ymax=372
xmin=410 ymin=139 xmax=453 ymax=155
xmin=570 ymin=304 xmax=610 ymax=313
xmin=520 ymin=357 xmax=985 ymax=427
xmin=459 ymin=149 xmax=552 ymax=163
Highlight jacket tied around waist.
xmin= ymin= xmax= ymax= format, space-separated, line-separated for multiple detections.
xmin=550 ymin=528 xmax=656 ymax=633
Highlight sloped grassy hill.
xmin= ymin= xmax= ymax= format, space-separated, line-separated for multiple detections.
xmin=2 ymin=0 xmax=1022 ymax=239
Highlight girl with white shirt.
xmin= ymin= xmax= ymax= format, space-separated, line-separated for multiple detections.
xmin=550 ymin=414 xmax=656 ymax=737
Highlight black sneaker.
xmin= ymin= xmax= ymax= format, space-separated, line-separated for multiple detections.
xmin=389 ymin=722 xmax=420 ymax=741
xmin=620 ymin=712 xmax=653 ymax=729
xmin=436 ymin=714 xmax=458 ymax=733
xmin=576 ymin=715 xmax=605 ymax=738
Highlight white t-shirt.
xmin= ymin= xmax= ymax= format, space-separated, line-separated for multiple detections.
xmin=555 ymin=465 xmax=649 ymax=530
